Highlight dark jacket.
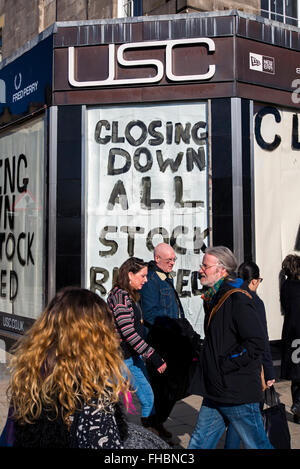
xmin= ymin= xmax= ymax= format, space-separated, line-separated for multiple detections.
xmin=140 ymin=261 xmax=184 ymax=327
xmin=139 ymin=263 xmax=202 ymax=416
xmin=12 ymin=400 xmax=127 ymax=448
xmin=201 ymin=280 xmax=266 ymax=404
xmin=240 ymin=281 xmax=275 ymax=382
xmin=8 ymin=401 xmax=170 ymax=449
xmin=280 ymin=278 xmax=300 ymax=381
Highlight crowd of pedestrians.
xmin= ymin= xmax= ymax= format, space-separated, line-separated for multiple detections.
xmin=1 ymin=244 xmax=299 ymax=450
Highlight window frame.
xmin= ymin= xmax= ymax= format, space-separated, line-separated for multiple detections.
xmin=117 ymin=0 xmax=142 ymax=18
xmin=261 ymin=0 xmax=299 ymax=26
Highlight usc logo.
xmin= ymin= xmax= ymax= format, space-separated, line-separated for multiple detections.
xmin=68 ymin=38 xmax=216 ymax=87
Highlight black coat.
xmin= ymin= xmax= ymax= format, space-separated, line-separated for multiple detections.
xmin=201 ymin=280 xmax=266 ymax=404
xmin=241 ymin=282 xmax=275 ymax=382
xmin=145 ymin=316 xmax=203 ymax=421
xmin=280 ymin=278 xmax=300 ymax=381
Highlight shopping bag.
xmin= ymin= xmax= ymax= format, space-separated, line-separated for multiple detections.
xmin=261 ymin=386 xmax=291 ymax=449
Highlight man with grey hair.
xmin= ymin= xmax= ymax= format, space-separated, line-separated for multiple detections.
xmin=188 ymin=245 xmax=273 ymax=449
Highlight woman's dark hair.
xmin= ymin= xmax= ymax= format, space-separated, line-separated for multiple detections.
xmin=238 ymin=261 xmax=260 ymax=282
xmin=113 ymin=257 xmax=148 ymax=301
xmin=282 ymin=254 xmax=300 ymax=280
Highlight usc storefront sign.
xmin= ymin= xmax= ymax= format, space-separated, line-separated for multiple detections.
xmin=68 ymin=38 xmax=216 ymax=87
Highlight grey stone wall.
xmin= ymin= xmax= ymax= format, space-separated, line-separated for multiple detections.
xmin=0 ymin=0 xmax=115 ymax=60
xmin=143 ymin=0 xmax=260 ymax=15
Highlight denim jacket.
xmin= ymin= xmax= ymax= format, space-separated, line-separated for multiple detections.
xmin=140 ymin=261 xmax=184 ymax=327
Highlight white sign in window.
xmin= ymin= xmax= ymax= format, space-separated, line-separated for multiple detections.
xmin=254 ymin=104 xmax=300 ymax=339
xmin=85 ymin=102 xmax=208 ymax=336
xmin=0 ymin=116 xmax=45 ymax=321
xmin=0 ymin=339 xmax=5 ymax=363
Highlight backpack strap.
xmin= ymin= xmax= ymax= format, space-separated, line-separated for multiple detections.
xmin=207 ymin=288 xmax=252 ymax=328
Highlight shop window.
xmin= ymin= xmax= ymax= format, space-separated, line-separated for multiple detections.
xmin=118 ymin=0 xmax=142 ymax=17
xmin=261 ymin=0 xmax=298 ymax=26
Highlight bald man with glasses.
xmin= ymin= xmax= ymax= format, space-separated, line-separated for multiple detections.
xmin=141 ymin=243 xmax=184 ymax=326
xmin=140 ymin=243 xmax=201 ymax=443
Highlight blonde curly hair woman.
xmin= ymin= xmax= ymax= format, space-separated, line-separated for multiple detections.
xmin=7 ymin=286 xmax=131 ymax=448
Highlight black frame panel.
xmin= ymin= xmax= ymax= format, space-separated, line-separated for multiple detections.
xmin=56 ymin=106 xmax=82 ymax=291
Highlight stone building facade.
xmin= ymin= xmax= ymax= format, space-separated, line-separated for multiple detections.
xmin=143 ymin=0 xmax=259 ymax=16
xmin=0 ymin=0 xmax=261 ymax=60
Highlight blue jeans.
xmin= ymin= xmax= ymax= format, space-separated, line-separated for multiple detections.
xmin=224 ymin=423 xmax=242 ymax=449
xmin=224 ymin=401 xmax=265 ymax=449
xmin=188 ymin=398 xmax=273 ymax=449
xmin=124 ymin=355 xmax=155 ymax=418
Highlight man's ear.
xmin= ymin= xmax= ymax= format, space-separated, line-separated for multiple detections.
xmin=248 ymin=278 xmax=261 ymax=291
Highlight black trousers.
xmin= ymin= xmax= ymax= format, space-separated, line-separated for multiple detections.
xmin=291 ymin=380 xmax=300 ymax=408
xmin=145 ymin=317 xmax=202 ymax=423
xmin=146 ymin=368 xmax=178 ymax=423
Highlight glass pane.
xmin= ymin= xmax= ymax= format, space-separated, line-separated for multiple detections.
xmin=286 ymin=17 xmax=298 ymax=25
xmin=270 ymin=0 xmax=276 ymax=13
xmin=261 ymin=0 xmax=269 ymax=10
xmin=133 ymin=0 xmax=143 ymax=16
xmin=86 ymin=101 xmax=209 ymax=337
xmin=286 ymin=0 xmax=297 ymax=19
xmin=276 ymin=0 xmax=283 ymax=15
xmin=0 ymin=117 xmax=45 ymax=319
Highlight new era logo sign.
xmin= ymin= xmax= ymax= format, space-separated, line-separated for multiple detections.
xmin=249 ymin=53 xmax=275 ymax=74
xmin=250 ymin=55 xmax=261 ymax=68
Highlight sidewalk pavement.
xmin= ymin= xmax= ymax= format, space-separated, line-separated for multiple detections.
xmin=125 ymin=379 xmax=300 ymax=449
xmin=1 ymin=356 xmax=300 ymax=449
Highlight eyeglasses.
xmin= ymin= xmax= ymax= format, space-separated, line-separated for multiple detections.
xmin=158 ymin=256 xmax=177 ymax=263
xmin=200 ymin=263 xmax=219 ymax=271
xmin=258 ymin=277 xmax=263 ymax=282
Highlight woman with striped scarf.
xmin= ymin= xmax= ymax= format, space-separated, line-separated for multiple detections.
xmin=107 ymin=257 xmax=167 ymax=435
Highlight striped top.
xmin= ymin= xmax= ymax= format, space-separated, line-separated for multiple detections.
xmin=107 ymin=286 xmax=164 ymax=369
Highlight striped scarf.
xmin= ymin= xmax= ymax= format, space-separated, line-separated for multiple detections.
xmin=201 ymin=277 xmax=225 ymax=308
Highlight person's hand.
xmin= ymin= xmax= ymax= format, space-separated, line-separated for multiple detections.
xmin=267 ymin=379 xmax=275 ymax=387
xmin=158 ymin=362 xmax=167 ymax=373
